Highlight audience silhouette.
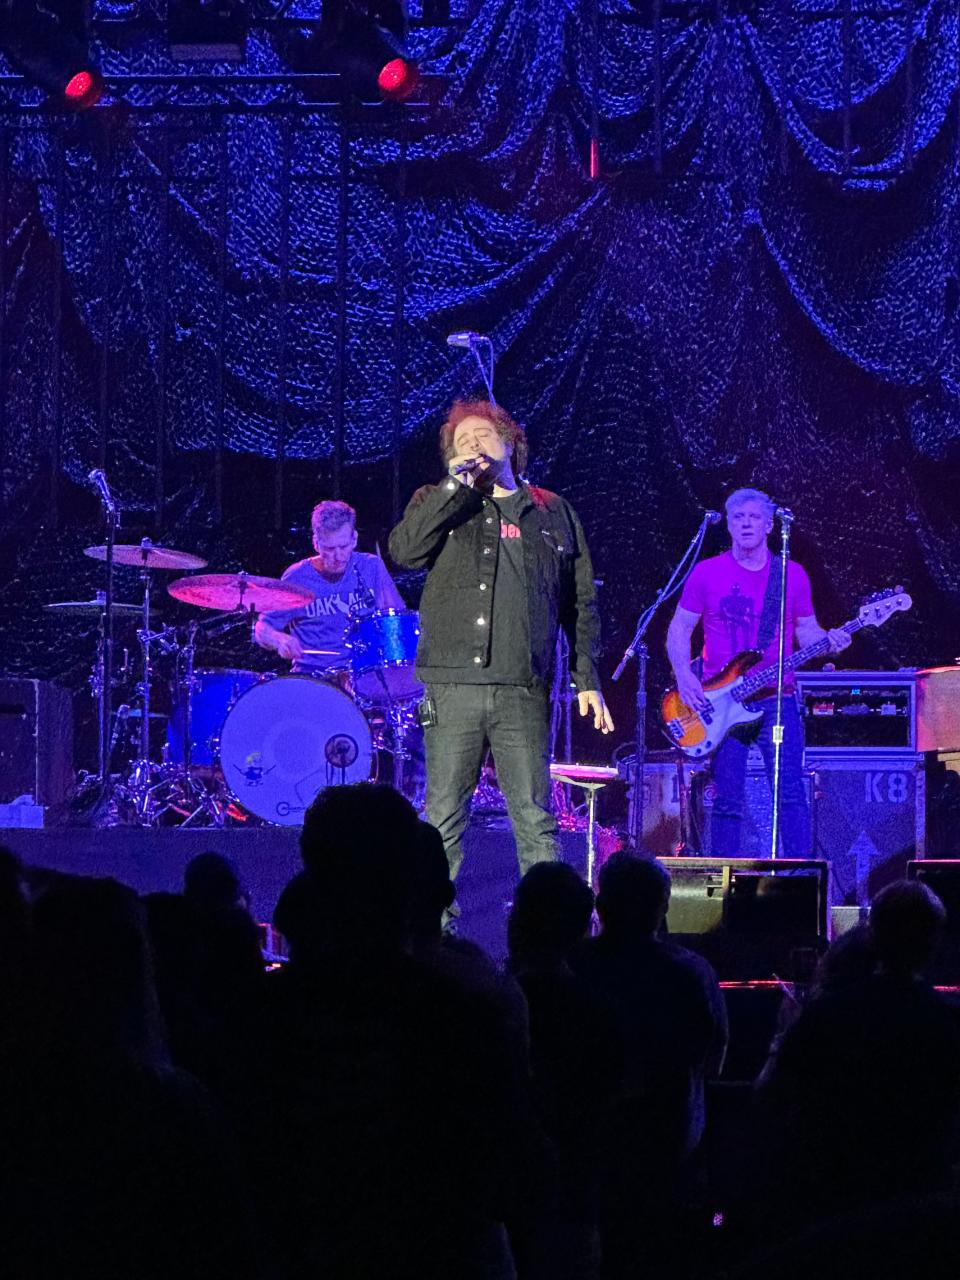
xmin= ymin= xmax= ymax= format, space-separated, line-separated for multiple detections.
xmin=4 ymin=799 xmax=960 ymax=1279
xmin=758 ymin=879 xmax=960 ymax=1233
xmin=571 ymin=851 xmax=728 ymax=1278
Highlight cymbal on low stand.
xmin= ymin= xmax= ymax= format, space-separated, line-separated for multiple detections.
xmin=84 ymin=542 xmax=208 ymax=571
xmin=45 ymin=598 xmax=142 ymax=616
xmin=167 ymin=573 xmax=313 ymax=614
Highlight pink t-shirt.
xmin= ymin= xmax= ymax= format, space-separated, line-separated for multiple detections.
xmin=679 ymin=552 xmax=815 ymax=684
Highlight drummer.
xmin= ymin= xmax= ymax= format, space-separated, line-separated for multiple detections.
xmin=254 ymin=500 xmax=406 ymax=675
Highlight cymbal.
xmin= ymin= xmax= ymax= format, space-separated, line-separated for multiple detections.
xmin=45 ymin=599 xmax=142 ymax=616
xmin=84 ymin=543 xmax=208 ymax=571
xmin=167 ymin=573 xmax=313 ymax=614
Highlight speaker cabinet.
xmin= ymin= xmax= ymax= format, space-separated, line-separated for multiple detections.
xmin=664 ymin=857 xmax=829 ymax=981
xmin=0 ymin=678 xmax=74 ymax=811
xmin=809 ymin=754 xmax=924 ymax=905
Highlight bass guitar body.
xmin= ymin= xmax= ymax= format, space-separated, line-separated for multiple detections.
xmin=661 ymin=650 xmax=765 ymax=759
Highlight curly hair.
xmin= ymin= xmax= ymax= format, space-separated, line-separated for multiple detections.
xmin=438 ymin=400 xmax=529 ymax=478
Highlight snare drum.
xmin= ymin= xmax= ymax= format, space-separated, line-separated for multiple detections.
xmin=348 ymin=609 xmax=423 ymax=705
xmin=217 ymin=674 xmax=374 ymax=826
xmin=166 ymin=668 xmax=260 ymax=771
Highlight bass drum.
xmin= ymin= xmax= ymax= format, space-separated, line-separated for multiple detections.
xmin=218 ymin=674 xmax=374 ymax=826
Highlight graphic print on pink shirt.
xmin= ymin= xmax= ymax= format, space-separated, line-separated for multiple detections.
xmin=679 ymin=551 xmax=814 ymax=684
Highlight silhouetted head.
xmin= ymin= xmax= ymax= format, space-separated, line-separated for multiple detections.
xmin=596 ymin=852 xmax=671 ymax=940
xmin=294 ymin=784 xmax=422 ymax=953
xmin=811 ymin=921 xmax=878 ymax=998
xmin=508 ymin=862 xmax=594 ymax=966
xmin=32 ymin=877 xmax=166 ymax=1063
xmin=869 ymin=880 xmax=946 ymax=977
xmin=184 ymin=852 xmax=248 ymax=915
xmin=409 ymin=820 xmax=455 ymax=940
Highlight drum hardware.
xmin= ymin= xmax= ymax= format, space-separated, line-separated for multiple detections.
xmin=80 ymin=539 xmax=208 ymax=827
xmin=45 ymin=595 xmax=142 ymax=616
xmin=167 ymin=572 xmax=313 ymax=615
xmin=347 ymin=610 xmax=423 ymax=706
xmin=216 ymin=675 xmax=375 ymax=826
xmin=84 ymin=542 xmax=208 ymax=572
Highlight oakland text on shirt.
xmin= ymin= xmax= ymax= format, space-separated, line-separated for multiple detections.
xmin=301 ymin=589 xmax=363 ymax=619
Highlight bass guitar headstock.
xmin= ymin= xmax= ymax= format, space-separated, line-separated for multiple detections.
xmin=858 ymin=586 xmax=912 ymax=628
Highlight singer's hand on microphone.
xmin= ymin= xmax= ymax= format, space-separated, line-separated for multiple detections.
xmin=447 ymin=453 xmax=491 ymax=487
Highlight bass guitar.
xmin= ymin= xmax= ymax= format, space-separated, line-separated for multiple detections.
xmin=661 ymin=588 xmax=912 ymax=759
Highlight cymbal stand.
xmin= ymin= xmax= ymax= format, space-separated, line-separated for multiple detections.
xmin=122 ymin=540 xmax=169 ymax=824
xmin=550 ymin=631 xmax=576 ymax=822
xmin=171 ymin=620 xmax=228 ymax=829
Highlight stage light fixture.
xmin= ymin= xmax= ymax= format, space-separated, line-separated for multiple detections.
xmin=0 ymin=1 xmax=105 ymax=108
xmin=282 ymin=1 xmax=420 ymax=103
xmin=377 ymin=55 xmax=418 ymax=102
xmin=168 ymin=0 xmax=247 ymax=63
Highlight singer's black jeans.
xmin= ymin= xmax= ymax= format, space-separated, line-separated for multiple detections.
xmin=423 ymin=682 xmax=558 ymax=881
xmin=709 ymin=694 xmax=810 ymax=856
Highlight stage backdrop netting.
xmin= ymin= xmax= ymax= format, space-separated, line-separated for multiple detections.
xmin=0 ymin=0 xmax=958 ymax=755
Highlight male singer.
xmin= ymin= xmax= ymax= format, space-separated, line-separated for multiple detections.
xmin=389 ymin=400 xmax=613 ymax=884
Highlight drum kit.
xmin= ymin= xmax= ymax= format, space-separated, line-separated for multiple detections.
xmin=55 ymin=539 xmax=424 ymax=828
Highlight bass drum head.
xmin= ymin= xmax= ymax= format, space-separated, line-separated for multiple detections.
xmin=218 ymin=675 xmax=373 ymax=826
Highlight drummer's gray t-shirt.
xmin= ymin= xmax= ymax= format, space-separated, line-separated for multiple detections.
xmin=260 ymin=552 xmax=398 ymax=673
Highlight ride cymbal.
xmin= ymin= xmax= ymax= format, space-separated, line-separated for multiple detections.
xmin=167 ymin=572 xmax=313 ymax=614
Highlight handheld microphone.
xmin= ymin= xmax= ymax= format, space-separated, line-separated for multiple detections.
xmin=703 ymin=510 xmax=722 ymax=525
xmin=449 ymin=455 xmax=490 ymax=476
xmin=446 ymin=331 xmax=488 ymax=349
xmin=88 ymin=468 xmax=116 ymax=513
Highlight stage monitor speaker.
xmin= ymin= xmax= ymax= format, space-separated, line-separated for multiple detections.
xmin=810 ymin=754 xmax=924 ymax=906
xmin=0 ymin=678 xmax=74 ymax=811
xmin=664 ymin=858 xmax=828 ymax=982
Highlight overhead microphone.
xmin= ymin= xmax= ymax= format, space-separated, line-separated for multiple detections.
xmin=446 ymin=331 xmax=488 ymax=349
xmin=88 ymin=468 xmax=116 ymax=513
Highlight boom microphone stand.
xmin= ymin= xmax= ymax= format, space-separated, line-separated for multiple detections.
xmin=91 ymin=472 xmax=119 ymax=787
xmin=613 ymin=511 xmax=719 ymax=848
xmin=446 ymin=331 xmax=497 ymax=405
xmin=769 ymin=506 xmax=794 ymax=859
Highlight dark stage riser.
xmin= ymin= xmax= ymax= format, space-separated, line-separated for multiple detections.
xmin=0 ymin=821 xmax=589 ymax=961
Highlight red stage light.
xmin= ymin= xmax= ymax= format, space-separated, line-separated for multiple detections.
xmin=64 ymin=68 xmax=104 ymax=110
xmin=378 ymin=57 xmax=419 ymax=102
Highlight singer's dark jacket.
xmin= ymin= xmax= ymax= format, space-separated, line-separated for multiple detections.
xmin=388 ymin=477 xmax=601 ymax=691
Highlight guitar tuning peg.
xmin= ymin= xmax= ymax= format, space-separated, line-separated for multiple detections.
xmin=894 ymin=584 xmax=904 ymax=593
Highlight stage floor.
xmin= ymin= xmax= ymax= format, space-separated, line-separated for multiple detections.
xmin=0 ymin=820 xmax=588 ymax=961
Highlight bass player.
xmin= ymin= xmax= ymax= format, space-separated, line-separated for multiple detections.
xmin=666 ymin=487 xmax=851 ymax=856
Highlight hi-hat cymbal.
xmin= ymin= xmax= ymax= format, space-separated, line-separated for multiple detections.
xmin=45 ymin=599 xmax=142 ymax=616
xmin=167 ymin=573 xmax=313 ymax=614
xmin=84 ymin=542 xmax=208 ymax=571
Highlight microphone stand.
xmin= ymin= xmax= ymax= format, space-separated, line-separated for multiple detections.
xmin=97 ymin=487 xmax=119 ymax=789
xmin=466 ymin=336 xmax=497 ymax=406
xmin=613 ymin=513 xmax=715 ymax=849
xmin=769 ymin=507 xmax=794 ymax=859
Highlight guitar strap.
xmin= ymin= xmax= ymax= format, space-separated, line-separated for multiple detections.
xmin=754 ymin=555 xmax=784 ymax=654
